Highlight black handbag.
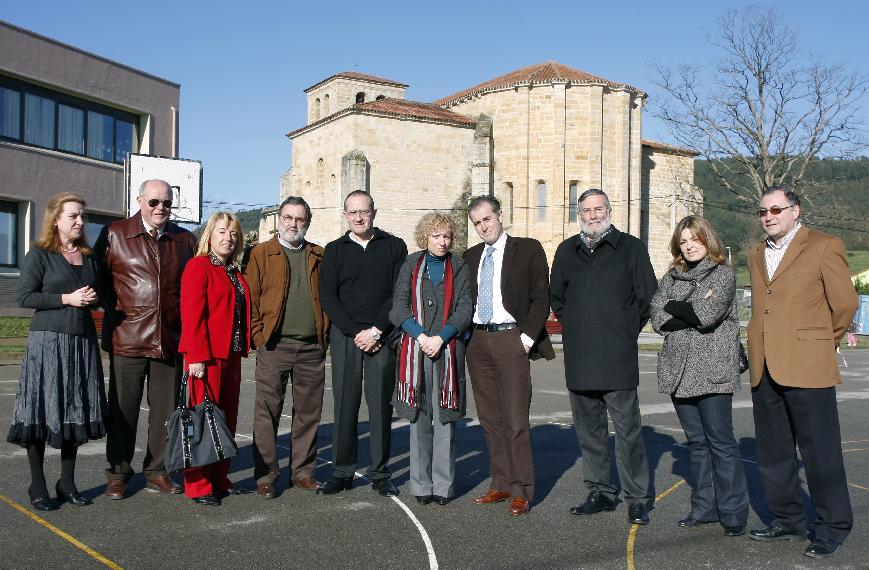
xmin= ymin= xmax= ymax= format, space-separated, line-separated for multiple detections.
xmin=738 ymin=340 xmax=749 ymax=374
xmin=164 ymin=371 xmax=238 ymax=472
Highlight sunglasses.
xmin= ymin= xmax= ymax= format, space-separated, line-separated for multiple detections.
xmin=146 ymin=199 xmax=173 ymax=208
xmin=757 ymin=205 xmax=794 ymax=217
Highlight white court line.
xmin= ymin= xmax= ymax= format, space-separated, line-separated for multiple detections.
xmin=235 ymin=432 xmax=439 ymax=570
xmin=144 ymin=404 xmax=439 ymax=570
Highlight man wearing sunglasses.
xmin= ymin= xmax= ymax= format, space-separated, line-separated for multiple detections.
xmin=746 ymin=186 xmax=857 ymax=558
xmin=95 ymin=179 xmax=198 ymax=500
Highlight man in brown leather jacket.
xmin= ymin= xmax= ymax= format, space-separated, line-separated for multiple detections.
xmin=95 ymin=179 xmax=197 ymax=499
xmin=244 ymin=196 xmax=330 ymax=499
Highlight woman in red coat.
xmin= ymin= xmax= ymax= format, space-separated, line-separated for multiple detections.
xmin=178 ymin=212 xmax=251 ymax=506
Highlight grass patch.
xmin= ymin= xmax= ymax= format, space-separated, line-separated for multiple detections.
xmin=0 ymin=317 xmax=30 ymax=338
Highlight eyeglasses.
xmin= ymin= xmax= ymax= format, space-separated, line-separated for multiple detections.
xmin=280 ymin=215 xmax=308 ymax=225
xmin=146 ymin=199 xmax=173 ymax=209
xmin=757 ymin=205 xmax=794 ymax=217
xmin=580 ymin=206 xmax=609 ymax=216
xmin=345 ymin=210 xmax=372 ymax=218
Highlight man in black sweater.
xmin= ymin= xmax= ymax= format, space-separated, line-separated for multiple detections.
xmin=317 ymin=191 xmax=407 ymax=496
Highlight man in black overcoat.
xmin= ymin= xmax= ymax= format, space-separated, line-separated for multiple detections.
xmin=550 ymin=189 xmax=657 ymax=525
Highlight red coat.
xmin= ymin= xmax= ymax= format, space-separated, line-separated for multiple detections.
xmin=179 ymin=255 xmax=251 ymax=363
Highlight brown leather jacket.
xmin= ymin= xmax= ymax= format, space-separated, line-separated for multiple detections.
xmin=95 ymin=212 xmax=198 ymax=358
xmin=244 ymin=236 xmax=330 ymax=349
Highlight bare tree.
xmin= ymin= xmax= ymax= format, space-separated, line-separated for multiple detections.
xmin=654 ymin=6 xmax=867 ymax=206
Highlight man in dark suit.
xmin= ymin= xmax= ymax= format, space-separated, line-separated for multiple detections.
xmin=550 ymin=188 xmax=657 ymax=525
xmin=463 ymin=196 xmax=555 ymax=516
xmin=747 ymin=186 xmax=858 ymax=558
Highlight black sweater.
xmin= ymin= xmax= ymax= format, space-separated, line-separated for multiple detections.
xmin=17 ymin=247 xmax=99 ymax=336
xmin=318 ymin=228 xmax=407 ymax=336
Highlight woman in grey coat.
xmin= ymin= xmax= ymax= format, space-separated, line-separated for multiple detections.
xmin=650 ymin=215 xmax=749 ymax=536
xmin=390 ymin=212 xmax=472 ymax=505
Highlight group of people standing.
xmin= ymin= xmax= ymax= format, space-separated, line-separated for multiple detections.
xmin=6 ymin=179 xmax=856 ymax=559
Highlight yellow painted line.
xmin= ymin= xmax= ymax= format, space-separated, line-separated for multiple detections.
xmin=842 ymin=448 xmax=867 ymax=453
xmin=0 ymin=493 xmax=123 ymax=569
xmin=626 ymin=479 xmax=686 ymax=570
xmin=849 ymin=482 xmax=869 ymax=492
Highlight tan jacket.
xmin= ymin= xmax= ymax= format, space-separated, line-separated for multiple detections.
xmin=747 ymin=226 xmax=857 ymax=388
xmin=244 ymin=236 xmax=329 ymax=349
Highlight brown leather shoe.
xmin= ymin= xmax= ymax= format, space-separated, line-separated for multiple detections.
xmin=104 ymin=479 xmax=126 ymax=500
xmin=257 ymin=482 xmax=276 ymax=499
xmin=509 ymin=497 xmax=530 ymax=516
xmin=146 ymin=475 xmax=182 ymax=494
xmin=473 ymin=489 xmax=511 ymax=504
xmin=292 ymin=477 xmax=320 ymax=491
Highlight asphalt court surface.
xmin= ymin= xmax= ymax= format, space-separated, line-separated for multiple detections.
xmin=0 ymin=348 xmax=867 ymax=569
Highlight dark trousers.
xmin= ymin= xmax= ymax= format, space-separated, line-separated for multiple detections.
xmin=752 ymin=365 xmax=852 ymax=542
xmin=329 ymin=327 xmax=396 ymax=480
xmin=569 ymin=388 xmax=651 ymax=504
xmin=466 ymin=328 xmax=534 ymax=501
xmin=183 ymin=354 xmax=241 ymax=498
xmin=105 ymin=354 xmax=181 ymax=480
xmin=252 ymin=339 xmax=326 ymax=485
xmin=673 ymin=393 xmax=749 ymax=527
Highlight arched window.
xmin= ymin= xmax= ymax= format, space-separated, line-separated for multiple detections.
xmin=314 ymin=98 xmax=321 ymax=121
xmin=569 ymin=181 xmax=578 ymax=223
xmin=375 ymin=95 xmax=385 ymax=101
xmin=323 ymin=94 xmax=330 ymax=115
xmin=536 ymin=181 xmax=547 ymax=222
xmin=330 ymin=173 xmax=336 ymax=193
xmin=355 ymin=92 xmax=365 ymax=104
xmin=317 ymin=159 xmax=325 ymax=192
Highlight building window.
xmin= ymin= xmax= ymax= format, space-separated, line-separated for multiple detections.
xmin=84 ymin=212 xmax=123 ymax=248
xmin=356 ymin=92 xmax=365 ymax=104
xmin=501 ymin=182 xmax=514 ymax=226
xmin=375 ymin=95 xmax=385 ymax=101
xmin=24 ymin=93 xmax=55 ymax=148
xmin=569 ymin=181 xmax=578 ymax=223
xmin=0 ymin=75 xmax=139 ymax=164
xmin=0 ymin=201 xmax=18 ymax=268
xmin=536 ymin=181 xmax=547 ymax=222
xmin=0 ymin=85 xmax=21 ymax=139
xmin=323 ymin=94 xmax=330 ymax=115
xmin=314 ymin=98 xmax=321 ymax=121
xmin=317 ymin=159 xmax=325 ymax=192
xmin=58 ymin=104 xmax=85 ymax=155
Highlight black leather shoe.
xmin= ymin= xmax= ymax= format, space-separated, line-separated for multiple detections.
xmin=416 ymin=495 xmax=433 ymax=505
xmin=804 ymin=537 xmax=840 ymax=558
xmin=724 ymin=526 xmax=746 ymax=537
xmin=678 ymin=517 xmax=715 ymax=528
xmin=371 ymin=479 xmax=399 ymax=497
xmin=316 ymin=476 xmax=353 ymax=495
xmin=28 ymin=486 xmax=57 ymax=512
xmin=433 ymin=495 xmax=450 ymax=506
xmin=569 ymin=492 xmax=617 ymax=515
xmin=226 ymin=485 xmax=253 ymax=495
xmin=628 ymin=503 xmax=650 ymax=525
xmin=55 ymin=481 xmax=92 ymax=506
xmin=749 ymin=525 xmax=802 ymax=541
xmin=192 ymin=494 xmax=221 ymax=506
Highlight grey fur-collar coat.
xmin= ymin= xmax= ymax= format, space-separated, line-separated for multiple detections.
xmin=650 ymin=259 xmax=742 ymax=397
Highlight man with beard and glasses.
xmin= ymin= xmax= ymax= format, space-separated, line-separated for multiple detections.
xmin=244 ymin=196 xmax=330 ymax=498
xmin=550 ymin=188 xmax=657 ymax=525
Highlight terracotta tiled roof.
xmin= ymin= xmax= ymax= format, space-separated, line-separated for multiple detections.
xmin=434 ymin=61 xmax=644 ymax=107
xmin=641 ymin=139 xmax=699 ymax=157
xmin=304 ymin=71 xmax=408 ymax=93
xmin=286 ymin=98 xmax=476 ymax=138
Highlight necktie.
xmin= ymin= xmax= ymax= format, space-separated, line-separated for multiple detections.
xmin=478 ymin=245 xmax=495 ymax=324
xmin=149 ymin=228 xmax=158 ymax=240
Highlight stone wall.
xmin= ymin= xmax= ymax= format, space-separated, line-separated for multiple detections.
xmin=280 ymin=113 xmax=475 ymax=249
xmin=641 ymin=147 xmax=699 ymax=276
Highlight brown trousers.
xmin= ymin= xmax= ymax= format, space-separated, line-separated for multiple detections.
xmin=252 ymin=339 xmax=326 ymax=485
xmin=465 ymin=327 xmax=534 ymax=501
xmin=105 ymin=354 xmax=181 ymax=480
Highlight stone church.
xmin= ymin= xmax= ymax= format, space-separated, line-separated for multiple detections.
xmin=267 ymin=61 xmax=699 ymax=275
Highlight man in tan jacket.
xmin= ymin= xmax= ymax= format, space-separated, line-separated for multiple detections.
xmin=746 ymin=186 xmax=858 ymax=559
xmin=244 ymin=196 xmax=329 ymax=498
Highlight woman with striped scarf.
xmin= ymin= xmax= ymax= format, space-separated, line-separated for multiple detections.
xmin=390 ymin=212 xmax=473 ymax=505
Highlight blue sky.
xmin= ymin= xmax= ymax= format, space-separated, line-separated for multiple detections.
xmin=3 ymin=0 xmax=868 ymax=214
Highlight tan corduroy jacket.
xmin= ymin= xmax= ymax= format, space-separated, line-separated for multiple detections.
xmin=244 ymin=236 xmax=329 ymax=350
xmin=747 ymin=225 xmax=858 ymax=388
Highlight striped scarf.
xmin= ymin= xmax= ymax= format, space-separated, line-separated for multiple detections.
xmin=395 ymin=254 xmax=459 ymax=410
